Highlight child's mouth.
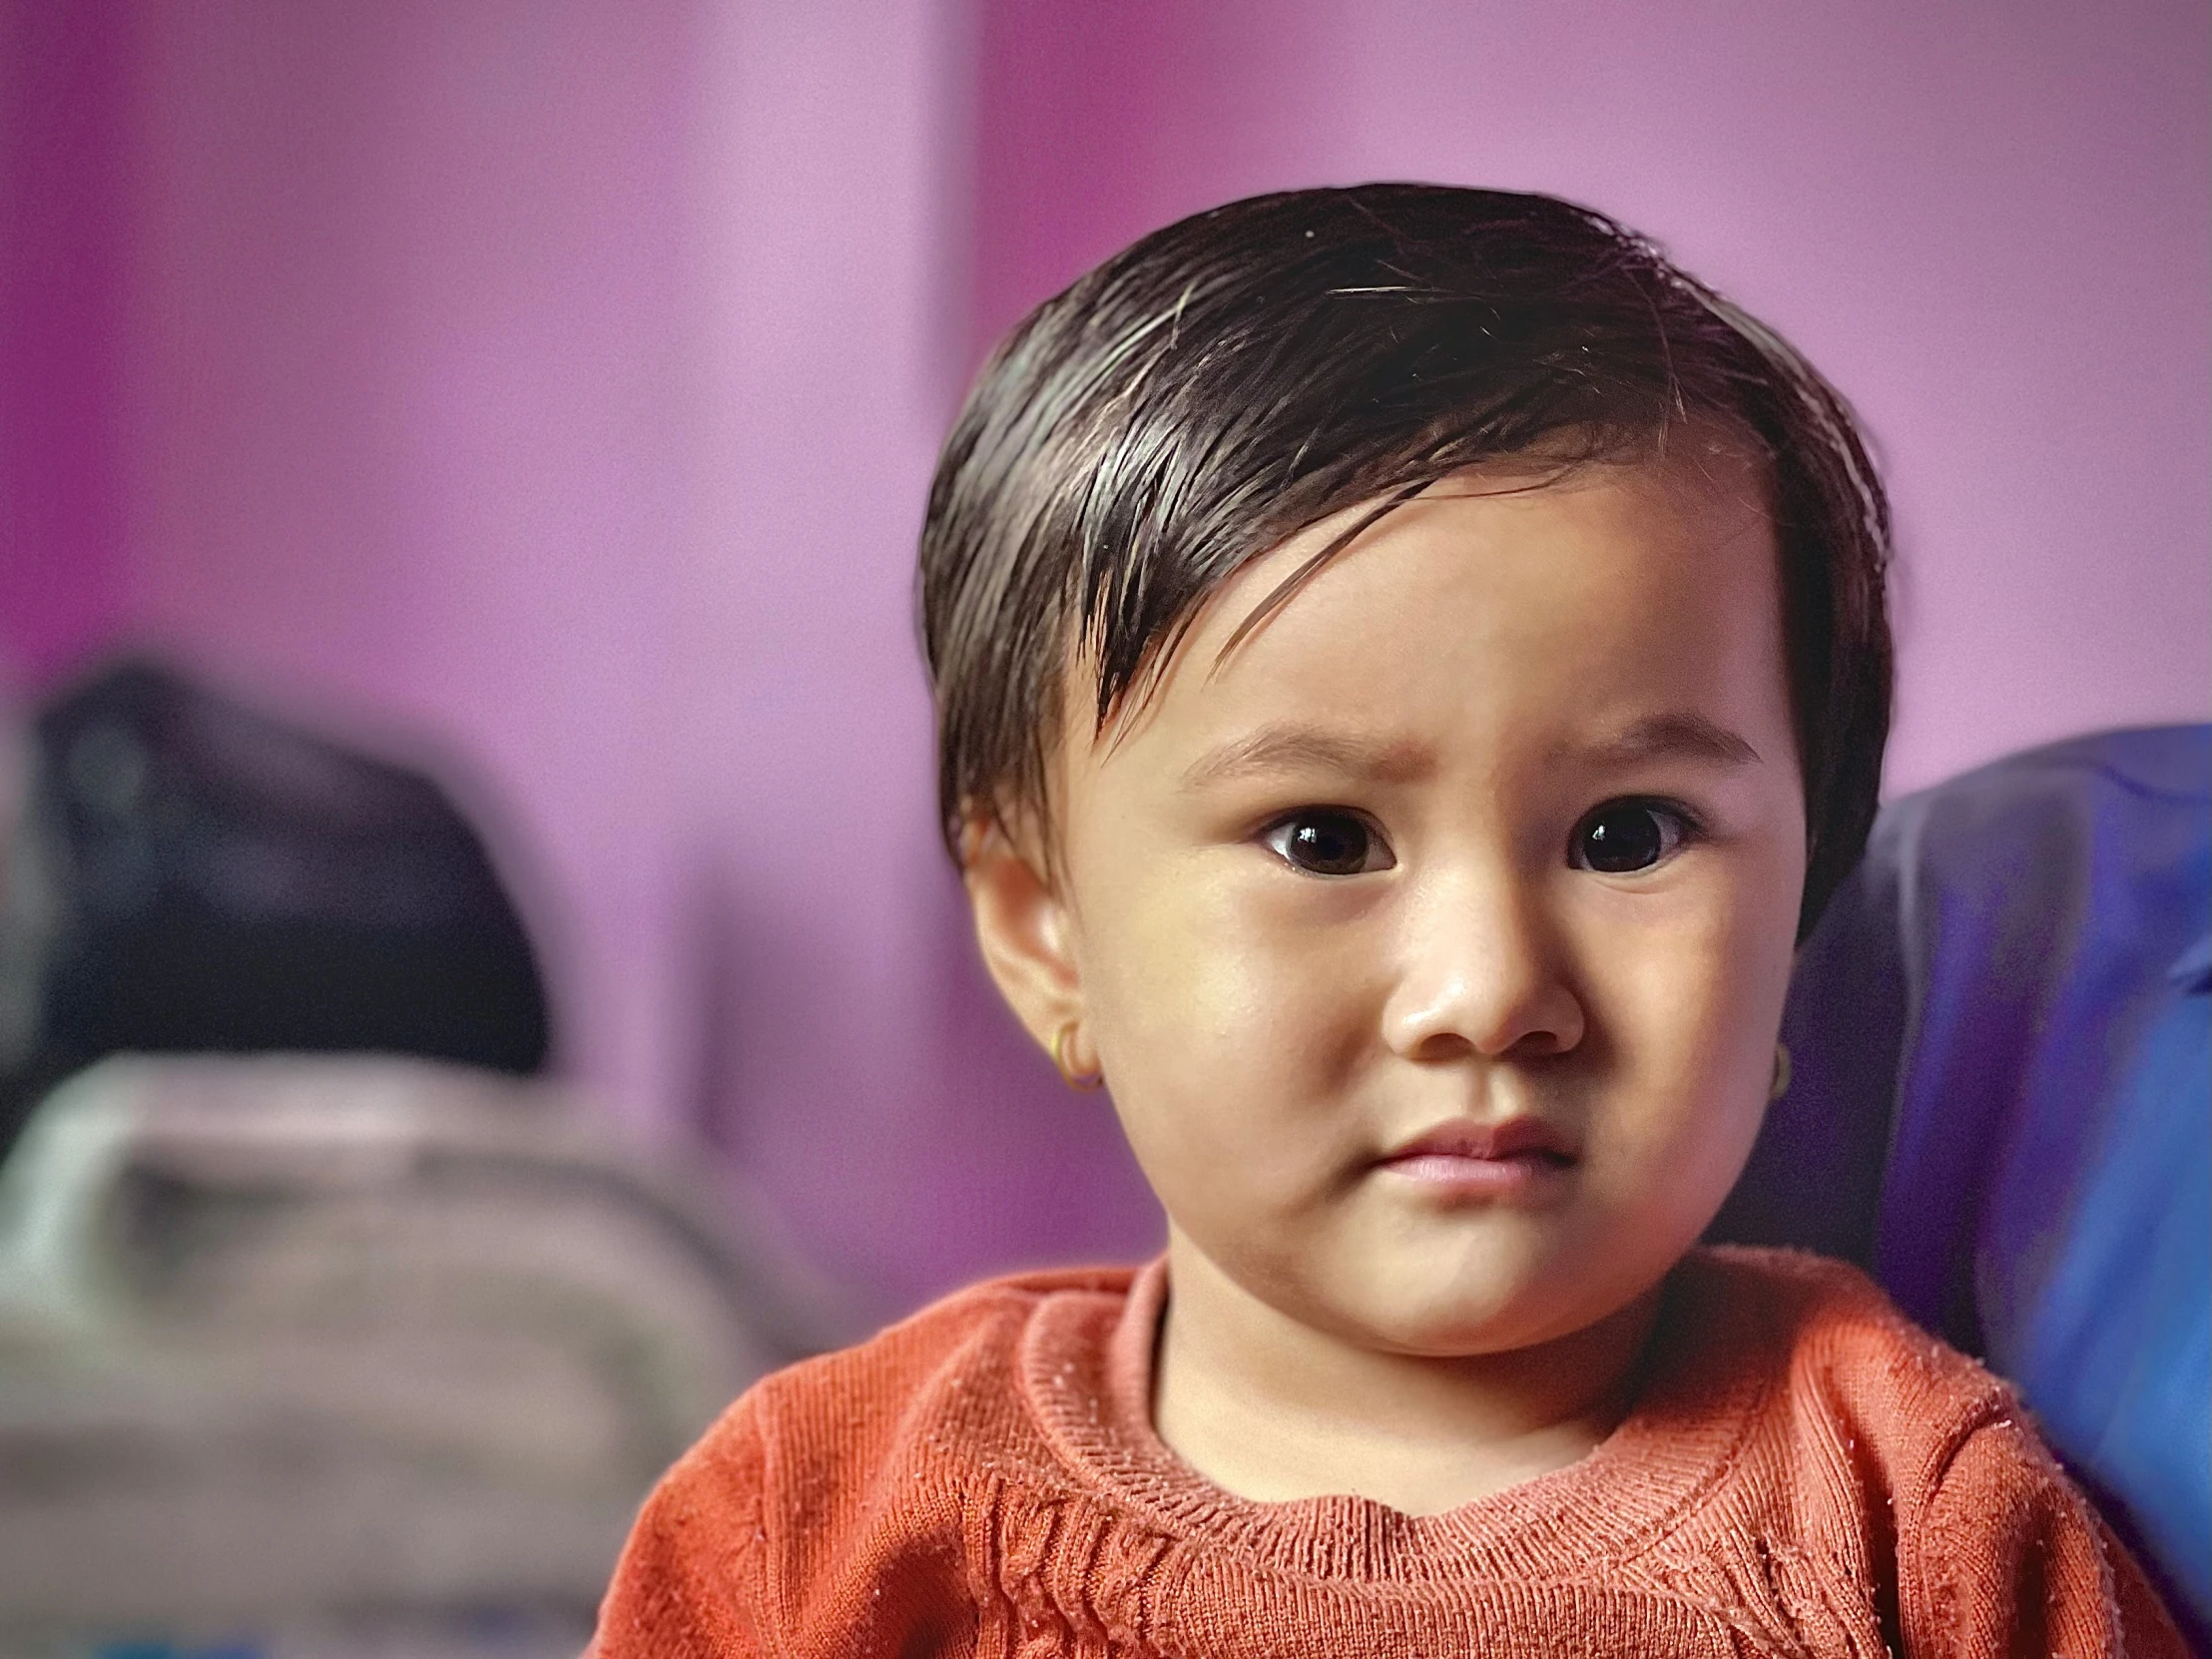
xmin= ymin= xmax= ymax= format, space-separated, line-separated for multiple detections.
xmin=1374 ymin=1117 xmax=1580 ymax=1200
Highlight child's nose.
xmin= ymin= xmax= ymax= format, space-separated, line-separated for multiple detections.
xmin=1379 ymin=864 xmax=1584 ymax=1064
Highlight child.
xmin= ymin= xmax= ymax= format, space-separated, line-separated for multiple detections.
xmin=591 ymin=186 xmax=2183 ymax=1655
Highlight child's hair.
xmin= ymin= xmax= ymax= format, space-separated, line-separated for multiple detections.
xmin=919 ymin=184 xmax=1893 ymax=938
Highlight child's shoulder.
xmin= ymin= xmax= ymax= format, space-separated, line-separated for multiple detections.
xmin=1667 ymin=1247 xmax=2184 ymax=1650
xmin=1682 ymin=1242 xmax=2001 ymax=1378
xmin=754 ymin=1261 xmax=1139 ymax=1415
xmin=588 ymin=1264 xmax=1144 ymax=1653
xmin=664 ymin=1260 xmax=1139 ymax=1503
xmin=1676 ymin=1243 xmax=2016 ymax=1450
xmin=1667 ymin=1248 xmax=2050 ymax=1552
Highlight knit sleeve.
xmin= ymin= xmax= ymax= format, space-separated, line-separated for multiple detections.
xmin=588 ymin=1391 xmax=779 ymax=1659
xmin=1901 ymin=1409 xmax=2186 ymax=1658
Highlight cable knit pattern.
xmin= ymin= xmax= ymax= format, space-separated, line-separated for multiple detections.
xmin=591 ymin=1247 xmax=2182 ymax=1656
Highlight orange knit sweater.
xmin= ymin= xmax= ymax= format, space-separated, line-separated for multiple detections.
xmin=592 ymin=1247 xmax=2182 ymax=1656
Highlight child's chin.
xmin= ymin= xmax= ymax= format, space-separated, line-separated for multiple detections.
xmin=1338 ymin=1274 xmax=1564 ymax=1357
xmin=1328 ymin=1240 xmax=1645 ymax=1358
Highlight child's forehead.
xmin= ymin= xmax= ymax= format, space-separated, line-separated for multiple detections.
xmin=1073 ymin=439 xmax=1778 ymax=739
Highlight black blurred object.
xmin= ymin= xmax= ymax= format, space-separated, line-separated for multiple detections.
xmin=0 ymin=660 xmax=550 ymax=1152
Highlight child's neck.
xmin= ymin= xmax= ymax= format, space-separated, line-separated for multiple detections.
xmin=1150 ymin=1236 xmax=1664 ymax=1516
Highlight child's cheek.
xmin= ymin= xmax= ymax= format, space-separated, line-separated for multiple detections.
xmin=1573 ymin=859 xmax=1795 ymax=1226
xmin=1084 ymin=857 xmax=1366 ymax=1201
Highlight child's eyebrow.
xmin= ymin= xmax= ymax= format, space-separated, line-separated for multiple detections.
xmin=1566 ymin=714 xmax=1764 ymax=770
xmin=1181 ymin=724 xmax=1433 ymax=791
xmin=1180 ymin=714 xmax=1761 ymax=792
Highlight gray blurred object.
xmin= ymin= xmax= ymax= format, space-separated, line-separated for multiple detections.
xmin=0 ymin=1054 xmax=829 ymax=1653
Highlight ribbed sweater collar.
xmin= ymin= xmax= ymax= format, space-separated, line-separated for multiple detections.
xmin=1017 ymin=1252 xmax=1773 ymax=1586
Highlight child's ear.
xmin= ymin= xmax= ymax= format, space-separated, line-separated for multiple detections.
xmin=961 ymin=815 xmax=1089 ymax=1069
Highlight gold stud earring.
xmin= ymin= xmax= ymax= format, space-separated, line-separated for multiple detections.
xmin=1051 ymin=1022 xmax=1104 ymax=1091
xmin=1769 ymin=1041 xmax=1793 ymax=1102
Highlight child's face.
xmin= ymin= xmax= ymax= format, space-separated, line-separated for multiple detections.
xmin=974 ymin=446 xmax=1806 ymax=1358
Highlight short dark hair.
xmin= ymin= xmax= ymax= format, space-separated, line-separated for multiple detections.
xmin=919 ymin=185 xmax=1892 ymax=938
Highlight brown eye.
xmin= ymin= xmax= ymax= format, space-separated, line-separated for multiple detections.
xmin=1572 ymin=802 xmax=1689 ymax=874
xmin=1263 ymin=810 xmax=1391 ymax=876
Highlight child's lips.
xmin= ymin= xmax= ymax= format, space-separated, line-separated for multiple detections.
xmin=1373 ymin=1116 xmax=1580 ymax=1199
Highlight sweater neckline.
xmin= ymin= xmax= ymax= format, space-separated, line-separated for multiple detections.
xmin=1018 ymin=1250 xmax=1775 ymax=1585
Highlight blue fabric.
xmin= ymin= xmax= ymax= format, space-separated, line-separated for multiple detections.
xmin=1713 ymin=725 xmax=2211 ymax=1636
xmin=2011 ymin=938 xmax=2209 ymax=1619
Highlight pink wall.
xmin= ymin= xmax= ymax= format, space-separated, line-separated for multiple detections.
xmin=4 ymin=0 xmax=2206 ymax=1315
xmin=115 ymin=0 xmax=705 ymax=1141
xmin=0 ymin=1 xmax=134 ymax=685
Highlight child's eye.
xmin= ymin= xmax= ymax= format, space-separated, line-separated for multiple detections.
xmin=1569 ymin=800 xmax=1696 ymax=874
xmin=1261 ymin=809 xmax=1394 ymax=876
